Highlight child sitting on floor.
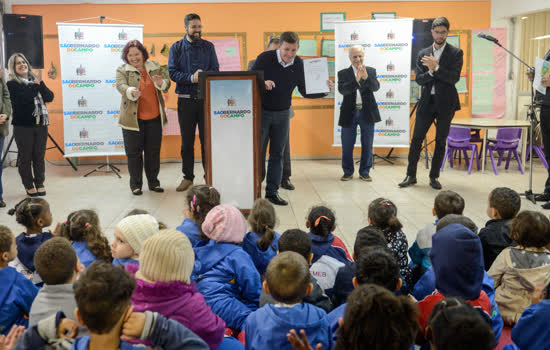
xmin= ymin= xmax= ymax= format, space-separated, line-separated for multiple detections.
xmin=259 ymin=229 xmax=333 ymax=313
xmin=479 ymin=187 xmax=521 ymax=270
xmin=7 ymin=198 xmax=53 ymax=285
xmin=29 ymin=237 xmax=84 ymax=330
xmin=367 ymin=198 xmax=413 ymax=289
xmin=245 ymin=251 xmax=332 ymax=350
xmin=489 ymin=210 xmax=550 ymax=325
xmin=177 ymin=185 xmax=220 ymax=247
xmin=307 ymin=206 xmax=352 ymax=296
xmin=128 ymin=229 xmax=225 ymax=350
xmin=59 ymin=210 xmax=112 ymax=268
xmin=242 ymin=199 xmax=280 ymax=276
xmin=112 ymin=214 xmax=160 ymax=268
xmin=409 ymin=190 xmax=464 ymax=270
xmin=0 ymin=225 xmax=38 ymax=335
xmin=192 ymin=204 xmax=261 ymax=333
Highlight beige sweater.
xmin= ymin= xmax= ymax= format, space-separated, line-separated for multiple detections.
xmin=489 ymin=246 xmax=550 ymax=324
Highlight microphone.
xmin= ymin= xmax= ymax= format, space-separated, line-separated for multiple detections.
xmin=477 ymin=33 xmax=499 ymax=43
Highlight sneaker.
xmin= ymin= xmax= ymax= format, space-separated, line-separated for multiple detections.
xmin=176 ymin=179 xmax=193 ymax=192
xmin=340 ymin=174 xmax=353 ymax=181
xmin=359 ymin=174 xmax=372 ymax=182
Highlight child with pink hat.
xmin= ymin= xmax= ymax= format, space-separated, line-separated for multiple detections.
xmin=192 ymin=204 xmax=261 ymax=333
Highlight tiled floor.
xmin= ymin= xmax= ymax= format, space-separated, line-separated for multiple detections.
xmin=1 ymin=156 xmax=547 ymax=251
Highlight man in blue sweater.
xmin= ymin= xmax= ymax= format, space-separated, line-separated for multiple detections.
xmin=169 ymin=13 xmax=219 ymax=192
xmin=251 ymin=31 xmax=333 ymax=205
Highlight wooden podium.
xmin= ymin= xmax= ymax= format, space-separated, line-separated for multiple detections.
xmin=199 ymin=71 xmax=264 ymax=212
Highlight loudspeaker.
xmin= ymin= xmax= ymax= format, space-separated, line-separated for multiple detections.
xmin=3 ymin=14 xmax=44 ymax=69
xmin=411 ymin=18 xmax=434 ymax=68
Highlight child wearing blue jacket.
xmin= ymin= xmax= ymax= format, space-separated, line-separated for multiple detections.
xmin=193 ymin=204 xmax=262 ymax=332
xmin=503 ymin=285 xmax=550 ymax=350
xmin=177 ymin=185 xmax=220 ymax=247
xmin=59 ymin=210 xmax=112 ymax=267
xmin=242 ymin=199 xmax=280 ymax=276
xmin=245 ymin=251 xmax=332 ymax=350
xmin=7 ymin=198 xmax=53 ymax=285
xmin=307 ymin=206 xmax=352 ymax=296
xmin=0 ymin=225 xmax=38 ymax=335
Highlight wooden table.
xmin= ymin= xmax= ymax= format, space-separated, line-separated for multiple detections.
xmin=450 ymin=118 xmax=531 ymax=172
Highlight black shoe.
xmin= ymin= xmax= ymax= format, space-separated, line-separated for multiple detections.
xmin=542 ymin=201 xmax=550 ymax=210
xmin=266 ymin=193 xmax=288 ymax=206
xmin=281 ymin=178 xmax=295 ymax=190
xmin=398 ymin=176 xmax=417 ymax=188
xmin=150 ymin=186 xmax=164 ymax=193
xmin=429 ymin=177 xmax=442 ymax=190
xmin=132 ymin=189 xmax=143 ymax=196
xmin=535 ymin=193 xmax=550 ymax=202
xmin=26 ymin=189 xmax=39 ymax=197
xmin=0 ymin=200 xmax=5 ymax=208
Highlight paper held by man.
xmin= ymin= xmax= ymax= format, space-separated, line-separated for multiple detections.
xmin=533 ymin=56 xmax=550 ymax=95
xmin=303 ymin=57 xmax=330 ymax=95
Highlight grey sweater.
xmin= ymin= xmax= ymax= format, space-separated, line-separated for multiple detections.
xmin=29 ymin=283 xmax=87 ymax=336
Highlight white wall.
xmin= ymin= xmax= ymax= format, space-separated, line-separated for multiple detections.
xmin=492 ymin=0 xmax=549 ymax=20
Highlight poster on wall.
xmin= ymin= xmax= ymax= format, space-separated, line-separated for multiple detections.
xmin=57 ymin=23 xmax=143 ymax=157
xmin=334 ymin=19 xmax=413 ymax=148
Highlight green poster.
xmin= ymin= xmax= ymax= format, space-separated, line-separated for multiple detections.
xmin=321 ymin=39 xmax=335 ymax=57
xmin=297 ymin=40 xmax=317 ymax=57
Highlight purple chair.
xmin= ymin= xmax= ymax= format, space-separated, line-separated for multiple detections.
xmin=485 ymin=127 xmax=524 ymax=175
xmin=526 ymin=144 xmax=549 ymax=170
xmin=441 ymin=126 xmax=479 ymax=174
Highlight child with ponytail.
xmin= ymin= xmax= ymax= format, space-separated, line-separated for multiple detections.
xmin=307 ymin=206 xmax=352 ymax=297
xmin=367 ymin=198 xmax=412 ymax=288
xmin=7 ymin=198 xmax=53 ymax=284
xmin=242 ymin=199 xmax=280 ymax=276
xmin=59 ymin=209 xmax=112 ymax=267
xmin=177 ymin=185 xmax=221 ymax=247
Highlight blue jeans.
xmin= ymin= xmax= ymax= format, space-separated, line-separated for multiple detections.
xmin=261 ymin=109 xmax=290 ymax=195
xmin=0 ymin=136 xmax=4 ymax=200
xmin=341 ymin=109 xmax=374 ymax=176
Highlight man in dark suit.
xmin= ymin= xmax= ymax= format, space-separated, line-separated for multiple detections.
xmin=399 ymin=16 xmax=463 ymax=190
xmin=337 ymin=46 xmax=381 ymax=181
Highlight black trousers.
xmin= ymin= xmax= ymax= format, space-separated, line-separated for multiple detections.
xmin=178 ymin=98 xmax=205 ymax=181
xmin=407 ymin=98 xmax=454 ymax=178
xmin=262 ymin=135 xmax=291 ymax=182
xmin=13 ymin=125 xmax=48 ymax=190
xmin=122 ymin=116 xmax=162 ymax=190
xmin=540 ymin=105 xmax=550 ymax=192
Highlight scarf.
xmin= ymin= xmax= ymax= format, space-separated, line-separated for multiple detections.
xmin=23 ymin=77 xmax=49 ymax=126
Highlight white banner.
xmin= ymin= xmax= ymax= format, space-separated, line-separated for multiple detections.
xmin=334 ymin=19 xmax=413 ymax=148
xmin=57 ymin=23 xmax=143 ymax=157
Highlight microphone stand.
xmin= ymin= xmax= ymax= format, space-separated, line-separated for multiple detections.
xmin=483 ymin=37 xmax=538 ymax=204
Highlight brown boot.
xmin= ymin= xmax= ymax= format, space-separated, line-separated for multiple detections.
xmin=176 ymin=179 xmax=193 ymax=192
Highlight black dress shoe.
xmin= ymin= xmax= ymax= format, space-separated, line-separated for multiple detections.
xmin=0 ymin=200 xmax=5 ymax=208
xmin=26 ymin=190 xmax=39 ymax=197
xmin=132 ymin=189 xmax=143 ymax=196
xmin=266 ymin=193 xmax=288 ymax=206
xmin=542 ymin=201 xmax=550 ymax=210
xmin=398 ymin=176 xmax=417 ymax=188
xmin=150 ymin=186 xmax=164 ymax=193
xmin=535 ymin=193 xmax=550 ymax=202
xmin=281 ymin=178 xmax=295 ymax=190
xmin=429 ymin=177 xmax=442 ymax=190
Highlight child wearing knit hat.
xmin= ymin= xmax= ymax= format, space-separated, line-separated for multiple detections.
xmin=126 ymin=229 xmax=225 ymax=350
xmin=112 ymin=214 xmax=160 ymax=268
xmin=192 ymin=204 xmax=262 ymax=333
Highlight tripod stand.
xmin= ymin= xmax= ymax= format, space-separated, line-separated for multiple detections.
xmin=480 ymin=35 xmax=538 ymax=204
xmin=83 ymin=156 xmax=121 ymax=178
xmin=1 ymin=132 xmax=78 ymax=171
